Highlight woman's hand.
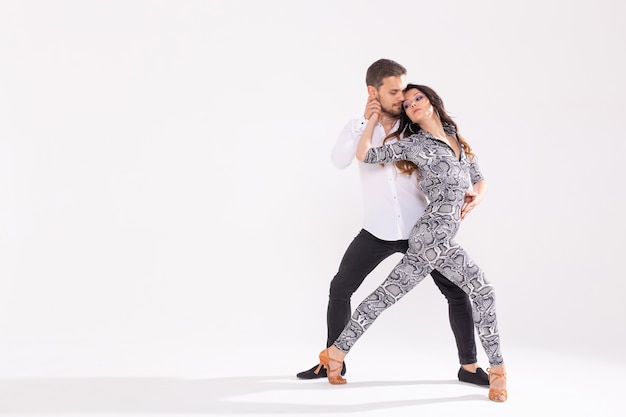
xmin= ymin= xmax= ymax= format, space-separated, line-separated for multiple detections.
xmin=355 ymin=103 xmax=379 ymax=162
xmin=363 ymin=96 xmax=381 ymax=120
xmin=461 ymin=180 xmax=487 ymax=220
xmin=461 ymin=191 xmax=481 ymax=220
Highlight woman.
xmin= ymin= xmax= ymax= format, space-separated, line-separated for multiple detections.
xmin=315 ymin=84 xmax=507 ymax=402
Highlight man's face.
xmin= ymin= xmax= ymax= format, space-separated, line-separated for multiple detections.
xmin=375 ymin=75 xmax=407 ymax=116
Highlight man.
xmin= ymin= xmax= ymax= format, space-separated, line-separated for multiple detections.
xmin=296 ymin=59 xmax=489 ymax=385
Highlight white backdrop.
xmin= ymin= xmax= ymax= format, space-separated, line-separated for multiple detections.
xmin=1 ymin=0 xmax=625 ymax=379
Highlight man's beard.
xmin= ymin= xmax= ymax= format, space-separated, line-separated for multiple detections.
xmin=382 ymin=103 xmax=401 ymax=117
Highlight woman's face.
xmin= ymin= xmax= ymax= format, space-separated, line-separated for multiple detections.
xmin=402 ymin=88 xmax=434 ymax=124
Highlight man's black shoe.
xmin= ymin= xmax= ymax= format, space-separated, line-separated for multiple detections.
xmin=457 ymin=366 xmax=489 ymax=386
xmin=296 ymin=362 xmax=347 ymax=379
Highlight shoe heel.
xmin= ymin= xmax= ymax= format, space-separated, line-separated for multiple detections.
xmin=314 ymin=363 xmax=322 ymax=375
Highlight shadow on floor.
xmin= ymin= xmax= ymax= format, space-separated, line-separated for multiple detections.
xmin=0 ymin=376 xmax=485 ymax=414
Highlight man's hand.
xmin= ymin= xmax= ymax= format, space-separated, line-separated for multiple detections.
xmin=460 ymin=190 xmax=484 ymax=220
xmin=363 ymin=96 xmax=381 ymax=120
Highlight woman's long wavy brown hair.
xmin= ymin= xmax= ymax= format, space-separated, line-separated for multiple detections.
xmin=383 ymin=84 xmax=475 ymax=175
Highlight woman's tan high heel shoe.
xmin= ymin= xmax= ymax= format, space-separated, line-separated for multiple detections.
xmin=487 ymin=367 xmax=507 ymax=402
xmin=315 ymin=348 xmax=346 ymax=385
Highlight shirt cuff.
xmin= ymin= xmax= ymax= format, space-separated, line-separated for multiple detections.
xmin=350 ymin=117 xmax=368 ymax=134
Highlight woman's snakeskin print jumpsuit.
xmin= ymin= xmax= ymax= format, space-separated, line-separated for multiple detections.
xmin=333 ymin=124 xmax=503 ymax=366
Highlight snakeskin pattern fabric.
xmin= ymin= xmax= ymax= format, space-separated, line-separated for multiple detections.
xmin=333 ymin=124 xmax=503 ymax=366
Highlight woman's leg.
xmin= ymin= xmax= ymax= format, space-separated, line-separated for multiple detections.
xmin=435 ymin=243 xmax=503 ymax=367
xmin=431 ymin=240 xmax=507 ymax=401
xmin=333 ymin=250 xmax=433 ymax=354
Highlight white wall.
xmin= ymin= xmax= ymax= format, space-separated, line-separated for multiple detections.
xmin=1 ymin=0 xmax=624 ymax=377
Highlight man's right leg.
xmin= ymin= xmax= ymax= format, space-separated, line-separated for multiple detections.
xmin=430 ymin=269 xmax=477 ymax=365
xmin=296 ymin=229 xmax=402 ymax=379
xmin=430 ymin=269 xmax=490 ymax=386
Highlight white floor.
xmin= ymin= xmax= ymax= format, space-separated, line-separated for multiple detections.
xmin=0 ymin=343 xmax=624 ymax=417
